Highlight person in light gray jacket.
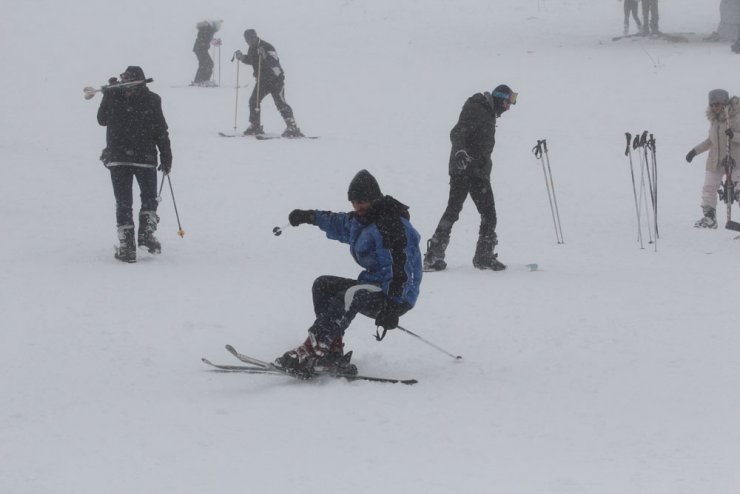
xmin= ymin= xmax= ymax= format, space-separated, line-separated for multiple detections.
xmin=685 ymin=89 xmax=740 ymax=228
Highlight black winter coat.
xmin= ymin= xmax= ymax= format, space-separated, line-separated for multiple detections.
xmin=239 ymin=39 xmax=285 ymax=86
xmin=97 ymin=86 xmax=172 ymax=168
xmin=193 ymin=22 xmax=216 ymax=53
xmin=448 ymin=92 xmax=497 ymax=180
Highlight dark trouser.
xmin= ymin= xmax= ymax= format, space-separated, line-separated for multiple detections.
xmin=194 ymin=49 xmax=214 ymax=82
xmin=624 ymin=0 xmax=640 ymax=26
xmin=431 ymin=174 xmax=497 ymax=247
xmin=110 ymin=166 xmax=158 ymax=227
xmin=307 ymin=276 xmax=410 ymax=346
xmin=249 ymin=78 xmax=294 ymax=124
xmin=642 ymin=0 xmax=659 ymax=33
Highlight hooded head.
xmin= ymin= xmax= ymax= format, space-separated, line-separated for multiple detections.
xmin=120 ymin=66 xmax=146 ymax=83
xmin=347 ymin=169 xmax=382 ymax=203
xmin=709 ymin=89 xmax=730 ymax=106
xmin=244 ymin=29 xmax=259 ymax=46
xmin=491 ymin=84 xmax=517 ymax=116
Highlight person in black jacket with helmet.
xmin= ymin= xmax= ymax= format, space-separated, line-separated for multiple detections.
xmin=97 ymin=66 xmax=172 ymax=263
xmin=192 ymin=19 xmax=222 ymax=86
xmin=233 ymin=29 xmax=303 ymax=138
xmin=423 ymin=84 xmax=517 ymax=272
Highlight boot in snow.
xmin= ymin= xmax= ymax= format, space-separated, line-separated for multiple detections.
xmin=281 ymin=118 xmax=304 ymax=138
xmin=114 ymin=225 xmax=137 ymax=263
xmin=243 ymin=123 xmax=264 ymax=136
xmin=423 ymin=237 xmax=448 ymax=272
xmin=472 ymin=234 xmax=506 ymax=271
xmin=694 ymin=206 xmax=717 ymax=229
xmin=315 ymin=336 xmax=358 ymax=375
xmin=274 ymin=334 xmax=330 ymax=377
xmin=138 ymin=211 xmax=162 ymax=254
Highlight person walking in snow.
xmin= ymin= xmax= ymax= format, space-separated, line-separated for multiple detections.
xmin=97 ymin=66 xmax=172 ymax=263
xmin=686 ymin=89 xmax=740 ymax=228
xmin=192 ymin=19 xmax=222 ymax=86
xmin=423 ymin=85 xmax=517 ymax=272
xmin=621 ymin=0 xmax=642 ymax=35
xmin=233 ymin=29 xmax=303 ymax=138
xmin=640 ymin=0 xmax=659 ymax=35
xmin=274 ymin=170 xmax=422 ymax=376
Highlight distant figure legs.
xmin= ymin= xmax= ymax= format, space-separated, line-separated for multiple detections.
xmin=623 ymin=0 xmax=642 ymax=35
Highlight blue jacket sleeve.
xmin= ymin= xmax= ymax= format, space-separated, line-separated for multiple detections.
xmin=314 ymin=211 xmax=352 ymax=244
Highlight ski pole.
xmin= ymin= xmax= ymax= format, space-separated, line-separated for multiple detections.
xmin=532 ymin=140 xmax=564 ymax=244
xmin=255 ymin=42 xmax=262 ymax=117
xmin=166 ymin=174 xmax=185 ymax=238
xmin=272 ymin=223 xmax=291 ymax=236
xmin=397 ymin=325 xmax=462 ymax=360
xmin=83 ymin=78 xmax=153 ymax=100
xmin=624 ymin=133 xmax=644 ymax=249
xmin=231 ymin=51 xmax=240 ymax=133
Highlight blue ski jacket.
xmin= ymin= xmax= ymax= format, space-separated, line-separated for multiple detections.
xmin=314 ymin=196 xmax=422 ymax=307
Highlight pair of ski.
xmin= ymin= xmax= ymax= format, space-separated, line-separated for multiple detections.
xmin=218 ymin=132 xmax=318 ymax=140
xmin=202 ymin=344 xmax=418 ymax=385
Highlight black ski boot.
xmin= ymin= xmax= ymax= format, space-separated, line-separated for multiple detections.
xmin=472 ymin=234 xmax=506 ymax=271
xmin=423 ymin=237 xmax=448 ymax=272
xmin=281 ymin=118 xmax=304 ymax=138
xmin=316 ymin=337 xmax=358 ymax=375
xmin=138 ymin=211 xmax=162 ymax=254
xmin=114 ymin=225 xmax=136 ymax=263
xmin=243 ymin=123 xmax=264 ymax=136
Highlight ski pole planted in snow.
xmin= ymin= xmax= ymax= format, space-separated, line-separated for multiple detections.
xmin=721 ymin=107 xmax=740 ymax=231
xmin=166 ymin=174 xmax=185 ymax=238
xmin=532 ymin=139 xmax=565 ymax=244
xmin=396 ymin=325 xmax=462 ymax=360
xmin=624 ymin=133 xmax=645 ymax=249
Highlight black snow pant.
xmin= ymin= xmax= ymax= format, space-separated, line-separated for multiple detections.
xmin=193 ymin=49 xmax=214 ymax=83
xmin=623 ymin=0 xmax=641 ymax=27
xmin=641 ymin=0 xmax=659 ymax=34
xmin=249 ymin=78 xmax=294 ymax=125
xmin=307 ymin=276 xmax=410 ymax=347
xmin=110 ymin=166 xmax=158 ymax=227
xmin=431 ymin=174 xmax=497 ymax=247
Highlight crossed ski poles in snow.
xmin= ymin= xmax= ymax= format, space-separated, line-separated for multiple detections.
xmin=532 ymin=139 xmax=565 ymax=245
xmin=624 ymin=131 xmax=658 ymax=250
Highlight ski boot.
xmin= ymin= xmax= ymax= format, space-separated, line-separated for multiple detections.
xmin=274 ymin=335 xmax=329 ymax=378
xmin=281 ymin=118 xmax=304 ymax=138
xmin=315 ymin=337 xmax=358 ymax=375
xmin=694 ymin=206 xmax=717 ymax=229
xmin=243 ymin=123 xmax=264 ymax=136
xmin=114 ymin=225 xmax=137 ymax=263
xmin=137 ymin=211 xmax=162 ymax=254
xmin=472 ymin=234 xmax=506 ymax=271
xmin=422 ymin=237 xmax=448 ymax=272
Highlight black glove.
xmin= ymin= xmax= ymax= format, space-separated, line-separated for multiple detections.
xmin=233 ymin=50 xmax=243 ymax=61
xmin=108 ymin=77 xmax=118 ymax=85
xmin=726 ymin=128 xmax=735 ymax=140
xmin=375 ymin=299 xmax=402 ymax=331
xmin=288 ymin=209 xmax=315 ymax=226
xmin=454 ymin=150 xmax=472 ymax=171
xmin=685 ymin=149 xmax=696 ymax=163
xmin=158 ymin=160 xmax=172 ymax=174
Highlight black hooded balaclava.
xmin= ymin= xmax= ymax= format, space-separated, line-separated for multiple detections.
xmin=347 ymin=169 xmax=382 ymax=202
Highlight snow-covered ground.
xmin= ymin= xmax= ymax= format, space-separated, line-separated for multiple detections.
xmin=2 ymin=1 xmax=739 ymax=493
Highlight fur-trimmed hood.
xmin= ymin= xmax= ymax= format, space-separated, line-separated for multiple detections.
xmin=706 ymin=96 xmax=740 ymax=122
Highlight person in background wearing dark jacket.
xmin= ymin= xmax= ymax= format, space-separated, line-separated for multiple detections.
xmin=274 ymin=170 xmax=422 ymax=376
xmin=192 ymin=19 xmax=222 ymax=87
xmin=423 ymin=85 xmax=517 ymax=272
xmin=97 ymin=66 xmax=172 ymax=263
xmin=233 ymin=29 xmax=304 ymax=138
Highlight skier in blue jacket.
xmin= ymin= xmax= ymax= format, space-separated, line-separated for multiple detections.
xmin=275 ymin=169 xmax=422 ymax=375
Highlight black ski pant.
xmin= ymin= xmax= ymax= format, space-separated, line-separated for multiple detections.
xmin=431 ymin=174 xmax=497 ymax=245
xmin=110 ymin=166 xmax=158 ymax=227
xmin=194 ymin=49 xmax=214 ymax=83
xmin=642 ymin=0 xmax=659 ymax=33
xmin=623 ymin=0 xmax=640 ymax=26
xmin=249 ymin=78 xmax=294 ymax=125
xmin=307 ymin=276 xmax=410 ymax=347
